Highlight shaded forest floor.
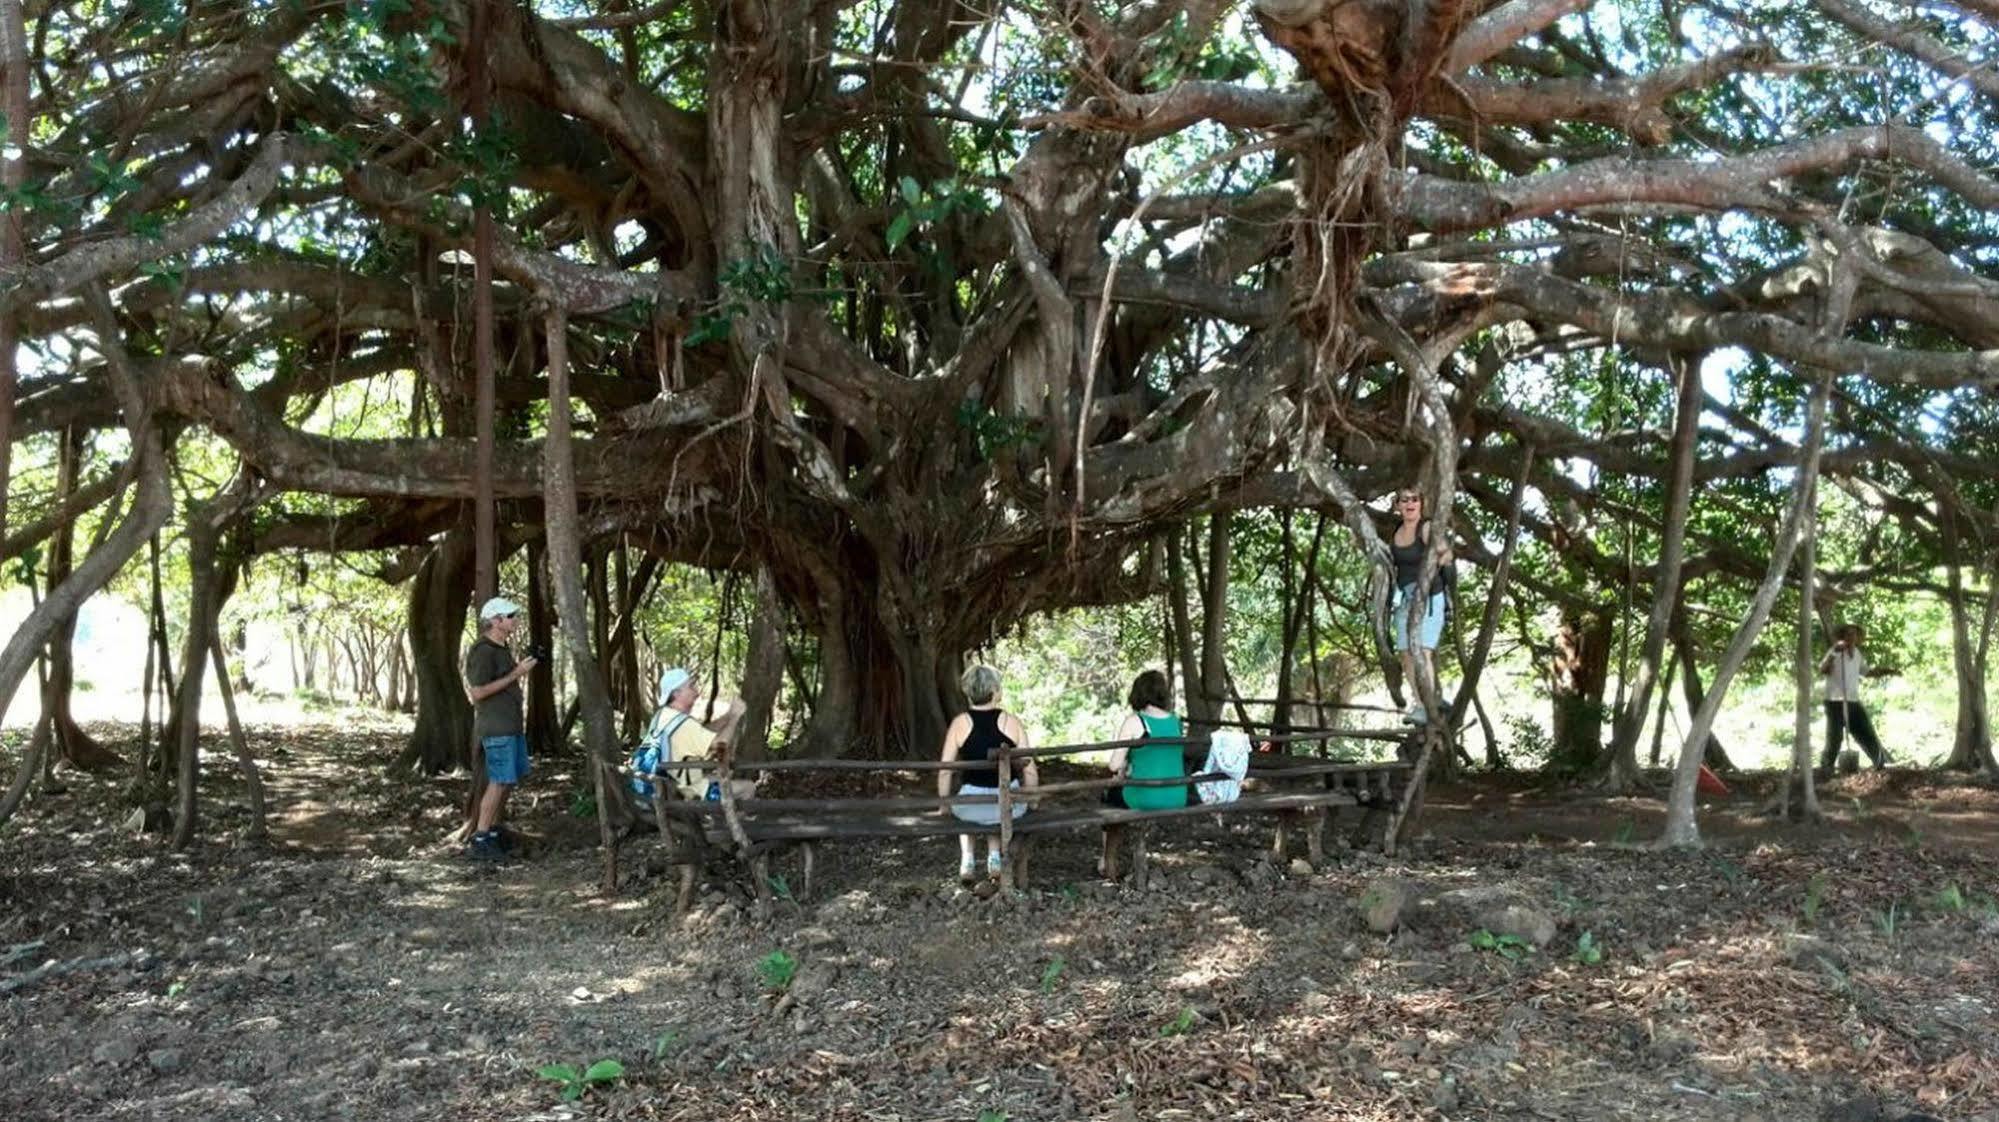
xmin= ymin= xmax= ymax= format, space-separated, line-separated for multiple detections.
xmin=3 ymin=719 xmax=1997 ymax=1121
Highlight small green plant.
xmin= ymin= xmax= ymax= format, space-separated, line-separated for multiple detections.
xmin=1058 ymin=882 xmax=1081 ymax=904
xmin=767 ymin=874 xmax=794 ymax=903
xmin=1039 ymin=956 xmax=1067 ymax=994
xmin=977 ymin=1110 xmax=1009 ymax=1122
xmin=1611 ymin=818 xmax=1636 ymax=845
xmin=1551 ymin=884 xmax=1588 ymax=917
xmin=1159 ymin=1007 xmax=1199 ymax=1037
xmin=164 ymin=980 xmax=187 ymax=999
xmin=1933 ymin=883 xmax=1966 ymax=913
xmin=755 ymin=949 xmax=798 ymax=992
xmin=569 ymin=787 xmax=597 ymax=819
xmin=536 ymin=1058 xmax=625 ymax=1102
xmin=1802 ymin=871 xmax=1829 ymax=924
xmin=1708 ymin=854 xmax=1746 ymax=888
xmin=1872 ymin=900 xmax=1903 ymax=939
xmin=1571 ymin=930 xmax=1604 ymax=966
xmin=1971 ymin=891 xmax=1999 ymax=919
xmin=651 ymin=1029 xmax=682 ymax=1060
xmin=1468 ymin=929 xmax=1532 ymax=960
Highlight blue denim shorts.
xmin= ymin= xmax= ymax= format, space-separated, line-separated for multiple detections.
xmin=1392 ymin=588 xmax=1446 ymax=652
xmin=482 ymin=735 xmax=531 ymax=785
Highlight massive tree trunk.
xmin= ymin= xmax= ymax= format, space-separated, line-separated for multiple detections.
xmin=1603 ymin=355 xmax=1702 ymax=790
xmin=1549 ymin=604 xmax=1613 ymax=772
xmin=398 ymin=524 xmax=475 ymax=774
xmin=1662 ymin=374 xmax=1831 ymax=847
xmin=524 ymin=537 xmax=560 ymax=754
xmin=735 ymin=566 xmax=786 ymax=760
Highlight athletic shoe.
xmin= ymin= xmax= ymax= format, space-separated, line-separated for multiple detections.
xmin=1401 ymin=705 xmax=1426 ymax=726
xmin=469 ymin=831 xmax=508 ymax=862
xmin=957 ymin=858 xmax=978 ymax=885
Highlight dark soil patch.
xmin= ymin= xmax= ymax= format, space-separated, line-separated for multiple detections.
xmin=2 ymin=720 xmax=1996 ymax=1121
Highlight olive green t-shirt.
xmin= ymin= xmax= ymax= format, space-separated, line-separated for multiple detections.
xmin=464 ymin=638 xmax=523 ymax=739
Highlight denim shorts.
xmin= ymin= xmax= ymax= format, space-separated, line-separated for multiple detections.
xmin=482 ymin=735 xmax=531 ymax=785
xmin=1392 ymin=587 xmax=1446 ymax=653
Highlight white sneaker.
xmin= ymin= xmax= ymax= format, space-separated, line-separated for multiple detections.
xmin=987 ymin=851 xmax=1003 ymax=876
xmin=957 ymin=858 xmax=977 ymax=884
xmin=1401 ymin=705 xmax=1426 ymax=726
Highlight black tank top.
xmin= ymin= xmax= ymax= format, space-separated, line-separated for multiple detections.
xmin=1391 ymin=521 xmax=1427 ymax=590
xmin=960 ymin=708 xmax=1016 ymax=788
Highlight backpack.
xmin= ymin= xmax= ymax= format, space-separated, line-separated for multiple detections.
xmin=629 ymin=710 xmax=691 ymax=801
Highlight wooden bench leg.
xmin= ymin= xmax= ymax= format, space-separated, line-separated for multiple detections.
xmin=800 ymin=842 xmax=817 ymax=903
xmin=1272 ymin=810 xmax=1295 ymax=862
xmin=673 ymin=858 xmax=699 ymax=918
xmin=751 ymin=853 xmax=774 ymax=919
xmin=1306 ymin=808 xmax=1327 ymax=866
xmin=1004 ymin=837 xmax=1031 ymax=891
xmin=1102 ymin=825 xmax=1125 ymax=881
xmin=1130 ymin=824 xmax=1151 ymax=891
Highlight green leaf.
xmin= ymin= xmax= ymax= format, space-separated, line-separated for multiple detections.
xmin=885 ymin=211 xmax=914 ymax=252
xmin=899 ymin=175 xmax=922 ymax=205
xmin=537 ymin=1063 xmax=579 ymax=1083
xmin=583 ymin=1059 xmax=625 ymax=1082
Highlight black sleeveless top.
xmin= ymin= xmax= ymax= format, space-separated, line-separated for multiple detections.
xmin=1391 ymin=521 xmax=1428 ymax=590
xmin=960 ymin=708 xmax=1016 ymax=787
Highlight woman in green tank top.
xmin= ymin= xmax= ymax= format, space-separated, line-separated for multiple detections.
xmin=1104 ymin=670 xmax=1189 ymax=810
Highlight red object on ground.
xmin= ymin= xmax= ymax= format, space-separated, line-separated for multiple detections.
xmin=1696 ymin=764 xmax=1730 ymax=796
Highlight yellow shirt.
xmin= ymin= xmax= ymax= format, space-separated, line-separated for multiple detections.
xmin=666 ymin=716 xmax=718 ymax=799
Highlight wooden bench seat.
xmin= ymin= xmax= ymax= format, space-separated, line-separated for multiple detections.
xmin=640 ymin=757 xmax=1417 ymax=901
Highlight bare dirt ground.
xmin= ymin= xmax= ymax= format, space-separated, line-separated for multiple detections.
xmin=3 ymin=718 xmax=1996 ymax=1122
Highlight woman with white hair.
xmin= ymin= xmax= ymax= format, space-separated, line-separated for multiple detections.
xmin=937 ymin=664 xmax=1039 ymax=882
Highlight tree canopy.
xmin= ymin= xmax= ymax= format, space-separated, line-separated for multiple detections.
xmin=2 ymin=0 xmax=1996 ymax=812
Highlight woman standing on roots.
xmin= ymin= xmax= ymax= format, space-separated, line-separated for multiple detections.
xmin=1389 ymin=487 xmax=1454 ymax=726
xmin=1102 ymin=670 xmax=1190 ymax=810
xmin=937 ymin=665 xmax=1039 ymax=884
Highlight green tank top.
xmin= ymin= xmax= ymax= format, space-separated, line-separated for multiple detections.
xmin=1123 ymin=712 xmax=1187 ymax=811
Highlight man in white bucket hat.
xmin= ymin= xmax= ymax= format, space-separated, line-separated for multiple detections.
xmin=464 ymin=596 xmax=538 ymax=859
xmin=631 ymin=666 xmax=749 ymax=802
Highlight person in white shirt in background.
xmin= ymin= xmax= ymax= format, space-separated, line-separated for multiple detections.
xmin=1818 ymin=623 xmax=1892 ymax=774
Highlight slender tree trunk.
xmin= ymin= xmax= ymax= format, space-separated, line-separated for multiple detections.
xmin=1648 ymin=653 xmax=1678 ymax=768
xmin=1670 ymin=609 xmax=1736 ymax=771
xmin=171 ymin=499 xmax=238 ymax=850
xmin=543 ymin=307 xmax=622 ymax=890
xmin=0 ymin=713 xmax=49 ymax=826
xmin=469 ymin=0 xmax=497 ymax=608
xmin=0 ymin=0 xmax=29 ymax=545
xmin=42 ymin=429 xmax=116 ymax=768
xmin=1780 ymin=477 xmax=1820 ymax=820
xmin=1939 ymin=501 xmax=1998 ymax=774
xmin=209 ymin=632 xmax=268 ymax=842
xmin=1662 ymin=374 xmax=1831 ymax=847
xmin=1165 ymin=528 xmax=1204 ymax=720
xmin=0 ymin=291 xmax=173 ymax=777
xmin=1603 ymin=355 xmax=1702 ymax=790
xmin=1452 ymin=446 xmax=1534 ymax=728
xmin=1197 ymin=515 xmax=1230 ymax=723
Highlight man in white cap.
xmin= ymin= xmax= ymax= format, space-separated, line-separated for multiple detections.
xmin=464 ymin=596 xmax=538 ymax=859
xmin=632 ymin=667 xmax=746 ymax=801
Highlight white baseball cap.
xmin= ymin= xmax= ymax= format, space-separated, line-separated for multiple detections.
xmin=658 ymin=667 xmax=693 ymax=697
xmin=479 ymin=596 xmax=524 ymax=621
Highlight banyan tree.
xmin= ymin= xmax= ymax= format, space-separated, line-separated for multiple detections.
xmin=2 ymin=0 xmax=1996 ymax=846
